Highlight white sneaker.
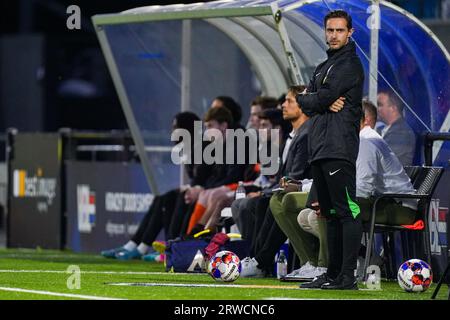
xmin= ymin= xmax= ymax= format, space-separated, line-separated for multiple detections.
xmin=241 ymin=256 xmax=251 ymax=264
xmin=296 ymin=261 xmax=316 ymax=277
xmin=284 ymin=262 xmax=315 ymax=279
xmin=285 ymin=268 xmax=302 ymax=278
xmin=307 ymin=267 xmax=327 ymax=278
xmin=240 ymin=257 xmax=265 ymax=278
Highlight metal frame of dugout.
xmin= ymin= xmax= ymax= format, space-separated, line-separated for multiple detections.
xmin=91 ymin=0 xmax=450 ymax=199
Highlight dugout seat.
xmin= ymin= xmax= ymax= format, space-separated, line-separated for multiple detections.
xmin=362 ymin=166 xmax=444 ymax=281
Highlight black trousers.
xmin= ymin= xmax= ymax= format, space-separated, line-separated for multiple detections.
xmin=246 ymin=195 xmax=287 ymax=272
xmin=249 ymin=196 xmax=271 ymax=256
xmin=312 ymin=159 xmax=363 ymax=278
xmin=132 ymin=189 xmax=189 ymax=245
xmin=231 ymin=197 xmax=257 ymax=242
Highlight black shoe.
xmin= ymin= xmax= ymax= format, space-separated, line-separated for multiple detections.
xmin=299 ymin=273 xmax=334 ymax=289
xmin=321 ymin=274 xmax=358 ymax=290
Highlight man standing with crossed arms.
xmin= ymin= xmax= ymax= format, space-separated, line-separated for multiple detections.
xmin=296 ymin=9 xmax=364 ymax=290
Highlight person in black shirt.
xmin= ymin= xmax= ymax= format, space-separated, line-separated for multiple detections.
xmin=376 ymin=90 xmax=416 ymax=166
xmin=184 ymin=107 xmax=251 ymax=234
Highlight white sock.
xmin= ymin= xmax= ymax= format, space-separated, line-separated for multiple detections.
xmin=137 ymin=243 xmax=150 ymax=255
xmin=123 ymin=241 xmax=137 ymax=251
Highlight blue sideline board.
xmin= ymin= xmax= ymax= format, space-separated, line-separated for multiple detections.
xmin=65 ymin=161 xmax=155 ymax=254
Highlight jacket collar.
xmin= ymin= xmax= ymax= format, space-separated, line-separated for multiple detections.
xmin=326 ymin=40 xmax=356 ymax=59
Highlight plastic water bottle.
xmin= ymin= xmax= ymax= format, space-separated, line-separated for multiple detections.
xmin=235 ymin=181 xmax=246 ymax=200
xmin=276 ymin=250 xmax=288 ymax=279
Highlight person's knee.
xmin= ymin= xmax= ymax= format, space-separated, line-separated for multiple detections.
xmin=297 ymin=208 xmax=312 ymax=230
xmin=204 ymin=187 xmax=223 ymax=202
xmin=307 ymin=210 xmax=318 ymax=226
xmin=269 ymin=194 xmax=280 ymax=211
xmin=269 ymin=194 xmax=281 ymax=206
xmin=282 ymin=192 xmax=307 ymax=212
xmin=198 ymin=189 xmax=209 ymax=202
xmin=215 ymin=197 xmax=232 ymax=213
xmin=208 ymin=188 xmax=222 ymax=199
xmin=307 ymin=211 xmax=321 ymax=236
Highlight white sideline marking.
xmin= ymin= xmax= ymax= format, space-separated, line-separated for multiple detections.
xmin=0 ymin=286 xmax=125 ymax=300
xmin=107 ymin=282 xmax=300 ymax=290
xmin=0 ymin=269 xmax=204 ymax=276
xmin=106 ymin=282 xmax=381 ymax=291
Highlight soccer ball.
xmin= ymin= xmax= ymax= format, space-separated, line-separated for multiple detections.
xmin=397 ymin=259 xmax=433 ymax=292
xmin=207 ymin=250 xmax=241 ymax=282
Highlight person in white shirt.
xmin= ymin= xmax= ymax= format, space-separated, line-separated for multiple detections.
xmin=356 ymin=99 xmax=417 ymax=224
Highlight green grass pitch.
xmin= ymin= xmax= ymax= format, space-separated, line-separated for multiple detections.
xmin=0 ymin=248 xmax=447 ymax=300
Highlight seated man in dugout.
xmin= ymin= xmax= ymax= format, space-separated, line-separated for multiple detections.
xmin=357 ymin=99 xmax=417 ymax=225
xmin=237 ymin=85 xmax=313 ymax=278
xmin=197 ymin=108 xmax=290 ymax=233
xmin=246 ymin=95 xmax=279 ymax=130
xmin=184 ymin=106 xmax=256 ymax=236
xmin=376 ymin=90 xmax=416 ymax=166
xmin=100 ymin=111 xmax=213 ymax=261
xmin=230 ymin=108 xmax=292 ymax=241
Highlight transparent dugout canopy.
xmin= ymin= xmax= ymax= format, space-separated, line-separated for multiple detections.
xmin=92 ymin=0 xmax=450 ymax=195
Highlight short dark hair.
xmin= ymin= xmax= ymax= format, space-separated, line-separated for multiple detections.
xmin=324 ymin=10 xmax=352 ymax=30
xmin=259 ymin=109 xmax=283 ymax=127
xmin=277 ymin=93 xmax=286 ymax=106
xmin=174 ymin=111 xmax=200 ymax=135
xmin=379 ymin=90 xmax=404 ymax=115
xmin=362 ymin=99 xmax=377 ymax=123
xmin=287 ymin=85 xmax=307 ymax=97
xmin=251 ymin=96 xmax=278 ymax=110
xmin=204 ymin=106 xmax=233 ymax=126
xmin=215 ymin=96 xmax=242 ymax=125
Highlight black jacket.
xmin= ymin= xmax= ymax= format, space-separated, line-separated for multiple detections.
xmin=202 ymin=135 xmax=250 ymax=189
xmin=183 ymin=141 xmax=214 ymax=187
xmin=260 ymin=119 xmax=312 ymax=197
xmin=376 ymin=118 xmax=416 ymax=166
xmin=296 ymin=40 xmax=364 ymax=165
xmin=277 ymin=119 xmax=312 ymax=181
xmin=186 ymin=162 xmax=212 ymax=187
xmin=203 ymin=162 xmax=247 ymax=189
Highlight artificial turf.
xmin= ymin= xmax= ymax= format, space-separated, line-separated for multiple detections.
xmin=0 ymin=249 xmax=447 ymax=300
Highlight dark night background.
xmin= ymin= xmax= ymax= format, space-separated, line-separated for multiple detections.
xmin=0 ymin=1 xmax=212 ymax=133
